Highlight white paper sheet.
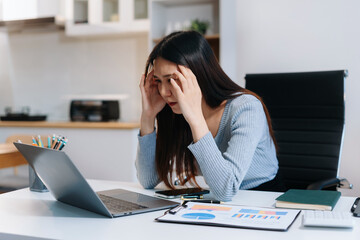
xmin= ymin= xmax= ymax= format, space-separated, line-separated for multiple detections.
xmin=156 ymin=202 xmax=300 ymax=231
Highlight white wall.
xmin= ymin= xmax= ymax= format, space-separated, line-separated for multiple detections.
xmin=0 ymin=29 xmax=148 ymax=122
xmin=234 ymin=0 xmax=360 ymax=196
xmin=0 ymin=28 xmax=147 ymax=182
xmin=0 ymin=32 xmax=14 ymax=112
xmin=219 ymin=0 xmax=237 ymax=80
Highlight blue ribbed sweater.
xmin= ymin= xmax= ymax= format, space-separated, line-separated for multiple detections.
xmin=135 ymin=94 xmax=279 ymax=201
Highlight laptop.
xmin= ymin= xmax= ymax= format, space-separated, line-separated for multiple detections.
xmin=14 ymin=142 xmax=178 ymax=218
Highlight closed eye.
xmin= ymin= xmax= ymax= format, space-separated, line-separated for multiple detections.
xmin=167 ymin=77 xmax=179 ymax=83
xmin=153 ymin=77 xmax=161 ymax=83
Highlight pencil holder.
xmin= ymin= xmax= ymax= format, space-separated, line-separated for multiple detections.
xmin=28 ymin=166 xmax=48 ymax=192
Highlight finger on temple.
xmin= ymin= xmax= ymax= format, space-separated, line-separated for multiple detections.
xmin=179 ymin=65 xmax=197 ymax=86
xmin=173 ymin=71 xmax=188 ymax=90
xmin=145 ymin=70 xmax=154 ymax=84
xmin=178 ymin=65 xmax=191 ymax=79
xmin=169 ymin=78 xmax=182 ymax=98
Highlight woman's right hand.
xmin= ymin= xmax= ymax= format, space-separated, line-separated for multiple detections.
xmin=139 ymin=70 xmax=166 ymax=135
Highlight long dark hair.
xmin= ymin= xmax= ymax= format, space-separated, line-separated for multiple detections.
xmin=144 ymin=31 xmax=277 ymax=189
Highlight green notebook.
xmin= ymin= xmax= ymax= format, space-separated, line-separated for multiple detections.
xmin=275 ymin=189 xmax=341 ymax=211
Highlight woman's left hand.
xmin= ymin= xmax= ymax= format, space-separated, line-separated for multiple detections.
xmin=170 ymin=65 xmax=209 ymax=141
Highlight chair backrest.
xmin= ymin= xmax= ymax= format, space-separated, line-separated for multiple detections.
xmin=245 ymin=70 xmax=346 ymax=190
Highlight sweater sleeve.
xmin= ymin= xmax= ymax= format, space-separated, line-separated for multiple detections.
xmin=188 ymin=100 xmax=265 ymax=201
xmin=135 ymin=130 xmax=160 ymax=188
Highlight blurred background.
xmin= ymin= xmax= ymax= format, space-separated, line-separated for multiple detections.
xmin=0 ymin=0 xmax=359 ymax=197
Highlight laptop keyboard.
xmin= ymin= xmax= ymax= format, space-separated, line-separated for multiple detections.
xmin=98 ymin=194 xmax=148 ymax=214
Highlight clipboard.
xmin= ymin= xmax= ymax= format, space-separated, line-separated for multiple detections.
xmin=155 ymin=202 xmax=300 ymax=231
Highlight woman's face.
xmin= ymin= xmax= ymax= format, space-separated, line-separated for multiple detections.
xmin=153 ymin=57 xmax=183 ymax=114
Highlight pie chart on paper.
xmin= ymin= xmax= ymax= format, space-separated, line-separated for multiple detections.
xmin=182 ymin=213 xmax=215 ymax=220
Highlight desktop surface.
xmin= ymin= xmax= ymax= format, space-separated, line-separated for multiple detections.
xmin=0 ymin=179 xmax=358 ymax=240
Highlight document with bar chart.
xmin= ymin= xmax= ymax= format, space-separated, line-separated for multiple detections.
xmin=156 ymin=202 xmax=300 ymax=231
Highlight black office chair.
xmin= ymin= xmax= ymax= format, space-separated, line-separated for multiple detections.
xmin=245 ymin=70 xmax=351 ymax=191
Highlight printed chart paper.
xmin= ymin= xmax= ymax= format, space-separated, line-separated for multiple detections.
xmin=156 ymin=202 xmax=300 ymax=231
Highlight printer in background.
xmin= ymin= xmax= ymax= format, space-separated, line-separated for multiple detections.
xmin=70 ymin=100 xmax=120 ymax=122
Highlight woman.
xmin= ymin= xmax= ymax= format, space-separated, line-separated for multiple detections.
xmin=136 ymin=31 xmax=284 ymax=201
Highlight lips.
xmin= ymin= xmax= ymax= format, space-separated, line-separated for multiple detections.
xmin=168 ymin=102 xmax=177 ymax=107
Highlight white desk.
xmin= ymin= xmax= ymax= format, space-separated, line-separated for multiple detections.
xmin=0 ymin=179 xmax=358 ymax=240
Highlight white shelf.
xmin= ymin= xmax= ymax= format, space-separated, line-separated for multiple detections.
xmin=64 ymin=0 xmax=149 ymax=37
xmin=150 ymin=0 xmax=219 ymax=40
xmin=149 ymin=0 xmax=220 ymax=58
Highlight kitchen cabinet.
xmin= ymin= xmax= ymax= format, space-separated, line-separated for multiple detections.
xmin=64 ymin=0 xmax=149 ymax=36
xmin=0 ymin=0 xmax=59 ymax=21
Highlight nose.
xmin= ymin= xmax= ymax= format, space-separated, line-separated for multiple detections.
xmin=158 ymin=82 xmax=172 ymax=97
